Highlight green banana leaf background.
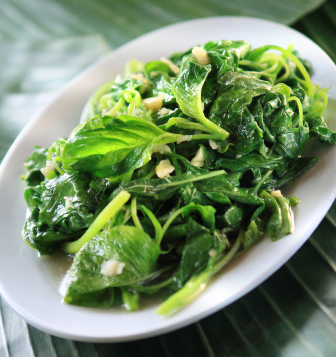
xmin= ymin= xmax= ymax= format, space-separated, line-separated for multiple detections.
xmin=1 ymin=0 xmax=336 ymax=355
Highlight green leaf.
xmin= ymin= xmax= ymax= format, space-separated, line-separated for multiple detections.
xmin=112 ymin=170 xmax=225 ymax=201
xmin=194 ymin=175 xmax=264 ymax=206
xmin=23 ymin=146 xmax=48 ymax=186
xmin=260 ymin=190 xmax=295 ymax=240
xmin=64 ymin=226 xmax=161 ymax=305
xmin=172 ymin=54 xmax=229 ymax=141
xmin=174 ymin=219 xmax=228 ymax=288
xmin=23 ymin=172 xmax=110 ymax=254
xmin=61 ymin=114 xmax=179 ymax=178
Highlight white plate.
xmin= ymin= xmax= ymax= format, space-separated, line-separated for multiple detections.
xmin=1 ymin=16 xmax=336 ymax=342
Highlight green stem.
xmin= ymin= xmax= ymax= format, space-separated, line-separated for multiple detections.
xmin=165 ymin=117 xmax=213 ymax=133
xmin=161 ymin=207 xmax=185 ymax=243
xmin=190 ymin=133 xmax=224 ymax=141
xmin=131 ymin=197 xmax=143 ymax=231
xmin=260 ymin=53 xmax=291 ymax=83
xmin=106 ymin=97 xmax=125 ymax=116
xmin=131 ymin=276 xmax=175 ymax=294
xmin=141 ymin=205 xmax=163 ymax=246
xmin=197 ymin=115 xmax=230 ymax=142
xmin=156 ymin=229 xmax=244 ymax=316
xmin=120 ymin=207 xmax=132 ymax=226
xmin=62 ymin=190 xmax=131 ymax=254
xmin=52 ymin=157 xmax=65 ymax=175
xmin=288 ymin=96 xmax=303 ymax=127
xmin=144 ymin=168 xmax=157 ymax=180
xmin=127 ymin=170 xmax=225 ymax=192
xmin=315 ymin=88 xmax=328 ymax=110
xmin=251 ymin=170 xmax=273 ymax=195
xmin=266 ymin=45 xmax=314 ymax=99
xmin=116 ymin=265 xmax=175 ymax=287
xmin=176 ymin=133 xmax=225 ymax=144
xmin=121 ymin=288 xmax=140 ymax=311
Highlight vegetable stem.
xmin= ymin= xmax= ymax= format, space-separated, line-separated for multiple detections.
xmin=267 ymin=45 xmax=314 ymax=99
xmin=165 ymin=117 xmax=213 ymax=133
xmin=106 ymin=97 xmax=125 ymax=116
xmin=288 ymin=96 xmax=303 ymax=127
xmin=121 ymin=288 xmax=140 ymax=311
xmin=141 ymin=205 xmax=163 ymax=246
xmin=62 ymin=190 xmax=131 ymax=254
xmin=156 ymin=229 xmax=244 ymax=316
xmin=131 ymin=197 xmax=143 ymax=231
xmin=123 ymin=170 xmax=225 ymax=191
xmin=161 ymin=207 xmax=185 ymax=243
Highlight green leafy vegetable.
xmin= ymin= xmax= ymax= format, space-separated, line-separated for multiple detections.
xmin=64 ymin=225 xmax=161 ymax=306
xmin=21 ymin=39 xmax=336 ymax=315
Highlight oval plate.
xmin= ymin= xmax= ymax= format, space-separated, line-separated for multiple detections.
xmin=0 ymin=17 xmax=336 ymax=342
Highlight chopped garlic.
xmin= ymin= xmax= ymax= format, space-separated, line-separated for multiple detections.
xmin=236 ymin=154 xmax=242 ymax=159
xmin=160 ymin=57 xmax=179 ymax=74
xmin=142 ymin=78 xmax=150 ymax=85
xmin=271 ymin=190 xmax=283 ymax=198
xmin=101 ymin=260 xmax=126 ymax=277
xmin=208 ymin=249 xmax=217 ymax=258
xmin=64 ymin=196 xmax=71 ymax=210
xmin=153 ymin=144 xmax=172 ymax=154
xmin=192 ymin=46 xmax=210 ymax=65
xmin=143 ymin=96 xmax=163 ymax=112
xmin=40 ymin=160 xmax=55 ymax=178
xmin=209 ymin=140 xmax=218 ymax=150
xmin=158 ymin=107 xmax=170 ymax=115
xmin=156 ymin=159 xmax=175 ymax=178
xmin=130 ymin=73 xmax=144 ymax=80
xmin=116 ymin=262 xmax=126 ymax=275
xmin=114 ymin=74 xmax=122 ymax=83
xmin=177 ymin=135 xmax=192 ymax=144
xmin=191 ymin=147 xmax=205 ymax=167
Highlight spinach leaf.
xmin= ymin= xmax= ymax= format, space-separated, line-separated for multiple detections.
xmin=174 ymin=219 xmax=228 ymax=288
xmin=112 ymin=170 xmax=225 ymax=201
xmin=144 ymin=60 xmax=176 ymax=105
xmin=23 ymin=146 xmax=47 ymax=186
xmin=272 ymin=156 xmax=319 ymax=189
xmin=21 ymin=39 xmax=336 ymax=315
xmin=64 ymin=226 xmax=161 ymax=305
xmin=194 ymin=175 xmax=264 ymax=206
xmin=215 ymin=153 xmax=283 ymax=172
xmin=243 ymin=218 xmax=264 ymax=250
xmin=61 ymin=114 xmax=179 ymax=178
xmin=305 ymin=115 xmax=336 ymax=144
xmin=222 ymin=205 xmax=243 ymax=228
xmin=260 ymin=191 xmax=294 ymax=240
xmin=172 ymin=54 xmax=229 ymax=141
xmin=209 ymin=71 xmax=271 ymax=154
xmin=22 ymin=172 xmax=110 ymax=255
xmin=170 ymin=40 xmax=251 ymax=70
xmin=206 ymin=40 xmax=251 ymax=77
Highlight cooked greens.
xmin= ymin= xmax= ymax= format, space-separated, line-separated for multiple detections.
xmin=22 ymin=40 xmax=335 ymax=315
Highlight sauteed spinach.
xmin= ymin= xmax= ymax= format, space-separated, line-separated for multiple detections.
xmin=22 ymin=40 xmax=335 ymax=315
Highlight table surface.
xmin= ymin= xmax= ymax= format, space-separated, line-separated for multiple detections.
xmin=1 ymin=0 xmax=336 ymax=356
